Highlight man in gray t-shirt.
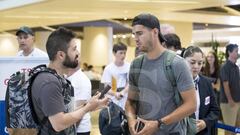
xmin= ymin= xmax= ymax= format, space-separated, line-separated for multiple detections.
xmin=125 ymin=13 xmax=196 ymax=135
xmin=31 ymin=27 xmax=109 ymax=135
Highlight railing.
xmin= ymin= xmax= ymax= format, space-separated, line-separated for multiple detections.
xmin=216 ymin=122 xmax=240 ymax=133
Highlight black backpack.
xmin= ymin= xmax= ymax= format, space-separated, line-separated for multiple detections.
xmin=99 ymin=102 xmax=130 ymax=135
xmin=5 ymin=64 xmax=75 ymax=135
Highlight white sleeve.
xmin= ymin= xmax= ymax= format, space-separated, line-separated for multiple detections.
xmin=101 ymin=66 xmax=111 ymax=84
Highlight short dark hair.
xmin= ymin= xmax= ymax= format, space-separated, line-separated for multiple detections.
xmin=46 ymin=27 xmax=77 ymax=61
xmin=225 ymin=43 xmax=238 ymax=59
xmin=183 ymin=46 xmax=203 ymax=58
xmin=112 ymin=42 xmax=127 ymax=53
xmin=163 ymin=33 xmax=181 ymax=50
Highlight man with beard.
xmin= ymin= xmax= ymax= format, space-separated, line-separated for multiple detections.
xmin=31 ymin=27 xmax=109 ymax=135
xmin=125 ymin=13 xmax=196 ymax=135
xmin=16 ymin=26 xmax=48 ymax=57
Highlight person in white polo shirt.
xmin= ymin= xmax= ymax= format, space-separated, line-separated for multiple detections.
xmin=16 ymin=26 xmax=48 ymax=57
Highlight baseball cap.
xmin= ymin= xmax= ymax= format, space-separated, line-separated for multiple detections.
xmin=132 ymin=13 xmax=166 ymax=43
xmin=16 ymin=26 xmax=34 ymax=36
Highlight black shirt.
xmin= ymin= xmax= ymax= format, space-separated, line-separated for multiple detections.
xmin=220 ymin=60 xmax=240 ymax=103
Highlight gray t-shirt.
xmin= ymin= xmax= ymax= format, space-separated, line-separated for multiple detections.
xmin=31 ymin=72 xmax=75 ymax=135
xmin=129 ymin=51 xmax=194 ymax=135
xmin=220 ymin=60 xmax=240 ymax=103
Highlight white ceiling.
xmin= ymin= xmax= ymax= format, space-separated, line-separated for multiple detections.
xmin=1 ymin=0 xmax=240 ymax=32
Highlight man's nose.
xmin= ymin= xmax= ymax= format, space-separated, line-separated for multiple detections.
xmin=193 ymin=63 xmax=200 ymax=68
xmin=133 ymin=35 xmax=138 ymax=41
xmin=135 ymin=37 xmax=139 ymax=41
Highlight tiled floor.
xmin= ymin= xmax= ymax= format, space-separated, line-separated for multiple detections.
xmin=90 ymin=111 xmax=226 ymax=135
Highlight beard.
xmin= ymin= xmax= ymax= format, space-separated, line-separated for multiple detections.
xmin=139 ymin=38 xmax=153 ymax=53
xmin=63 ymin=54 xmax=78 ymax=68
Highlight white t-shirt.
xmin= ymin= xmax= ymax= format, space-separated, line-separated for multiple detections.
xmin=16 ymin=48 xmax=48 ymax=57
xmin=101 ymin=62 xmax=130 ymax=109
xmin=237 ymin=58 xmax=240 ymax=71
xmin=194 ymin=75 xmax=200 ymax=120
xmin=68 ymin=69 xmax=92 ymax=133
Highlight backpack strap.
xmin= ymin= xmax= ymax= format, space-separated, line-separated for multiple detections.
xmin=28 ymin=65 xmax=58 ymax=127
xmin=163 ymin=51 xmax=197 ymax=134
xmin=132 ymin=55 xmax=144 ymax=87
xmin=28 ymin=65 xmax=48 ymax=125
xmin=163 ymin=50 xmax=177 ymax=87
xmin=163 ymin=50 xmax=182 ymax=106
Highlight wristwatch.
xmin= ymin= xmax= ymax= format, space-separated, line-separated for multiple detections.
xmin=157 ymin=119 xmax=165 ymax=129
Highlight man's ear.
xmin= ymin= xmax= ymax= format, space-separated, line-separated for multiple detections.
xmin=155 ymin=28 xmax=159 ymax=35
xmin=32 ymin=36 xmax=35 ymax=42
xmin=152 ymin=28 xmax=159 ymax=37
xmin=113 ymin=51 xmax=116 ymax=56
xmin=162 ymin=42 xmax=167 ymax=48
xmin=56 ymin=51 xmax=65 ymax=60
xmin=227 ymin=50 xmax=231 ymax=57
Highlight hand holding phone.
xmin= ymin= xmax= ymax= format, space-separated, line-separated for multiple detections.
xmin=99 ymin=85 xmax=111 ymax=99
xmin=135 ymin=120 xmax=145 ymax=132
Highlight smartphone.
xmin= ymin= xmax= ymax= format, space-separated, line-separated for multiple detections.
xmin=135 ymin=120 xmax=145 ymax=132
xmin=99 ymin=85 xmax=111 ymax=99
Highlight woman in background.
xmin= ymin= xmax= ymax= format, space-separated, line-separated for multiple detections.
xmin=183 ymin=46 xmax=220 ymax=135
xmin=202 ymin=51 xmax=222 ymax=121
xmin=203 ymin=51 xmax=220 ymax=93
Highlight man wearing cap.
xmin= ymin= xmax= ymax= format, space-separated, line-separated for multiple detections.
xmin=16 ymin=26 xmax=48 ymax=57
xmin=125 ymin=13 xmax=196 ymax=135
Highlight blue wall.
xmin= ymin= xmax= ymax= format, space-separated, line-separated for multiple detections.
xmin=0 ymin=101 xmax=8 ymax=135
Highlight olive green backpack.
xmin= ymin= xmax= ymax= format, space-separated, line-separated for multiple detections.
xmin=132 ymin=50 xmax=197 ymax=135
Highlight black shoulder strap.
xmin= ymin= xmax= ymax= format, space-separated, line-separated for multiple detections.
xmin=28 ymin=64 xmax=56 ymax=126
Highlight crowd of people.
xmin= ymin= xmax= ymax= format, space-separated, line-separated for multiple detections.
xmin=10 ymin=12 xmax=240 ymax=135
